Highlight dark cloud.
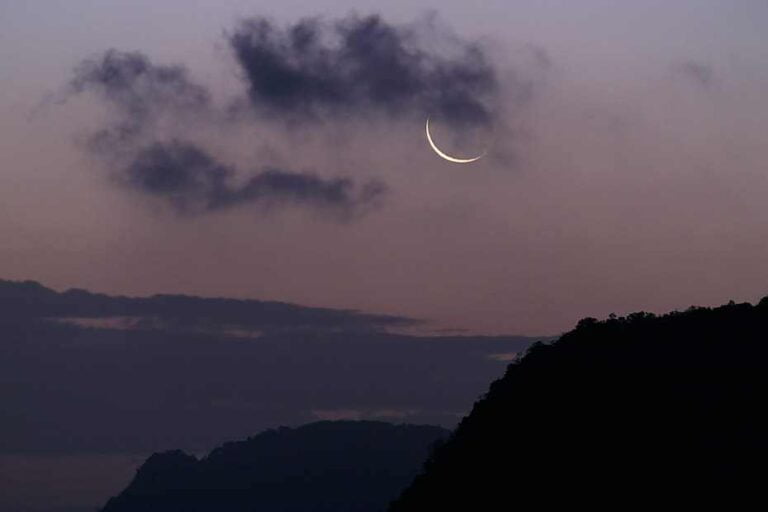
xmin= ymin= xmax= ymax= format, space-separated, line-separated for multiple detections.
xmin=71 ymin=50 xmax=211 ymax=127
xmin=70 ymin=50 xmax=213 ymax=157
xmin=68 ymin=51 xmax=386 ymax=219
xmin=123 ymin=141 xmax=386 ymax=216
xmin=64 ymin=15 xmax=513 ymax=218
xmin=228 ymin=14 xmax=498 ymax=126
xmin=675 ymin=61 xmax=714 ymax=87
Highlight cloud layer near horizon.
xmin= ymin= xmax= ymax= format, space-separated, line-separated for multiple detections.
xmin=0 ymin=278 xmax=538 ymax=454
xmin=0 ymin=278 xmax=414 ymax=332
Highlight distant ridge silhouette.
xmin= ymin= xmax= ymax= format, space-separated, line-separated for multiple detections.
xmin=391 ymin=299 xmax=768 ymax=509
xmin=102 ymin=421 xmax=447 ymax=512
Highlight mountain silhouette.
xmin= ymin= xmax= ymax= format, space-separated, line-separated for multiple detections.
xmin=390 ymin=299 xmax=768 ymax=509
xmin=102 ymin=421 xmax=447 ymax=512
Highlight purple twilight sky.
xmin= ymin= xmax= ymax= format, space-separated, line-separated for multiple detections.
xmin=2 ymin=0 xmax=768 ymax=335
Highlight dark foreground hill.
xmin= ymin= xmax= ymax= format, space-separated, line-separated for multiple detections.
xmin=391 ymin=299 xmax=768 ymax=510
xmin=102 ymin=421 xmax=447 ymax=512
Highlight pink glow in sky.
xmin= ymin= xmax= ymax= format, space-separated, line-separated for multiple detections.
xmin=1 ymin=0 xmax=768 ymax=334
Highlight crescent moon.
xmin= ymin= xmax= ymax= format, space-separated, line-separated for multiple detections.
xmin=425 ymin=117 xmax=486 ymax=164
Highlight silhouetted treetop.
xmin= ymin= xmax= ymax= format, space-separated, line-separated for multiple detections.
xmin=391 ymin=298 xmax=768 ymax=510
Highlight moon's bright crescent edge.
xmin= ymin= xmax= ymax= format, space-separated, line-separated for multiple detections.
xmin=425 ymin=117 xmax=486 ymax=164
